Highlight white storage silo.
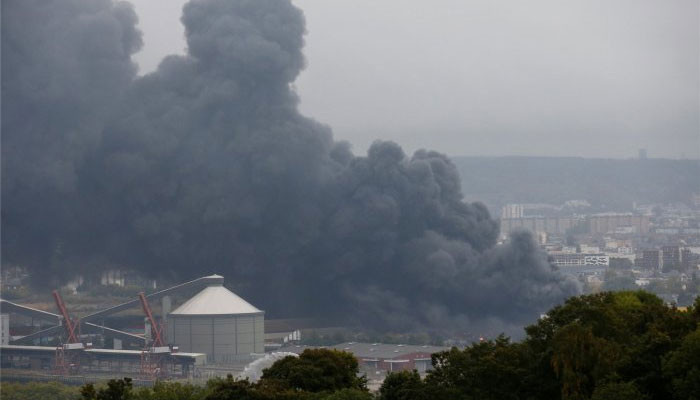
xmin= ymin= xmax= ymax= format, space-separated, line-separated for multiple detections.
xmin=167 ymin=275 xmax=264 ymax=363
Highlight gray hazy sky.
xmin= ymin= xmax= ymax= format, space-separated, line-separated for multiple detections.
xmin=129 ymin=0 xmax=699 ymax=159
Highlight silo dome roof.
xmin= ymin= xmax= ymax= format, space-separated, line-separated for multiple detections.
xmin=170 ymin=284 xmax=262 ymax=316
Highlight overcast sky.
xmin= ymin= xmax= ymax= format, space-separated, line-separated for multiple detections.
xmin=129 ymin=0 xmax=699 ymax=159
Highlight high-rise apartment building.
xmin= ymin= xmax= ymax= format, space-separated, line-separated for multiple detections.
xmin=661 ymin=246 xmax=681 ymax=269
xmin=637 ymin=249 xmax=662 ymax=270
xmin=501 ymin=204 xmax=524 ymax=219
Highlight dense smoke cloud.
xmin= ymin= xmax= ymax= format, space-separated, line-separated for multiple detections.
xmin=2 ymin=0 xmax=579 ymax=333
xmin=2 ymin=0 xmax=142 ymax=279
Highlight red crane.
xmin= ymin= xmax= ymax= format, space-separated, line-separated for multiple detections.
xmin=138 ymin=292 xmax=170 ymax=379
xmin=138 ymin=292 xmax=164 ymax=347
xmin=52 ymin=290 xmax=79 ymax=344
xmin=52 ymin=290 xmax=82 ymax=374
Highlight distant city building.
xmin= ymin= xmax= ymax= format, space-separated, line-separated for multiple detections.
xmin=639 ymin=148 xmax=647 ymax=160
xmin=1 ymin=266 xmax=27 ymax=292
xmin=501 ymin=213 xmax=650 ymax=237
xmin=550 ymin=253 xmax=609 ymax=267
xmin=579 ymin=244 xmax=601 ymax=254
xmin=535 ymin=231 xmax=548 ymax=245
xmin=605 ymin=238 xmax=633 ymax=250
xmin=501 ymin=204 xmax=524 ymax=219
xmin=617 ymin=247 xmax=634 ymax=255
xmin=500 ymin=216 xmax=577 ymax=236
xmin=661 ymin=246 xmax=681 ymax=270
xmin=655 ymin=228 xmax=680 ymax=235
xmin=564 ymin=199 xmax=591 ymax=208
xmin=614 ymin=226 xmax=637 ymax=235
xmin=588 ymin=214 xmax=650 ymax=235
xmin=100 ymin=269 xmax=156 ymax=289
xmin=692 ymin=193 xmax=700 ymax=208
xmin=101 ymin=270 xmax=126 ymax=287
xmin=635 ymin=279 xmax=650 ymax=287
xmin=635 ymin=246 xmax=696 ymax=271
xmin=637 ymin=249 xmax=662 ymax=270
xmin=681 ymin=248 xmax=693 ymax=270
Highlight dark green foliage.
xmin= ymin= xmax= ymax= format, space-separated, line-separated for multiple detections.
xmin=523 ymin=291 xmax=698 ymax=399
xmin=426 ymin=336 xmax=530 ymax=400
xmin=590 ymin=382 xmax=648 ymax=400
xmin=0 ymin=381 xmax=81 ymax=400
xmin=321 ymin=388 xmax=374 ymax=400
xmin=81 ymin=378 xmax=133 ymax=400
xmin=378 ymin=370 xmax=428 ymax=400
xmin=7 ymin=291 xmax=699 ymax=400
xmin=7 ymin=348 xmax=368 ymax=400
xmin=135 ymin=381 xmax=207 ymax=400
xmin=662 ymin=328 xmax=700 ymax=400
xmin=260 ymin=349 xmax=367 ymax=393
xmin=184 ymin=350 xmax=371 ymax=399
xmin=377 ymin=290 xmax=700 ymax=400
xmin=203 ymin=376 xmax=258 ymax=400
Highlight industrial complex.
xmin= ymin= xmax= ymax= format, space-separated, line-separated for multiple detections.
xmin=0 ymin=275 xmax=261 ymax=380
xmin=0 ymin=274 xmax=448 ymax=384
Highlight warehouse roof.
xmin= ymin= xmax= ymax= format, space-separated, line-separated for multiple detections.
xmin=280 ymin=342 xmax=451 ymax=360
xmin=331 ymin=342 xmax=451 ymax=359
xmin=0 ymin=345 xmax=57 ymax=353
xmin=169 ymin=284 xmax=262 ymax=316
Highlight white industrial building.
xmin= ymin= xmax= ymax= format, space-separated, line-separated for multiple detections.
xmin=167 ymin=275 xmax=264 ymax=363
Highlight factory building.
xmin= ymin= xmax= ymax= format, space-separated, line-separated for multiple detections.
xmin=0 ymin=344 xmax=205 ymax=377
xmin=167 ymin=276 xmax=264 ymax=363
xmin=0 ymin=274 xmax=264 ymax=382
xmin=281 ymin=342 xmax=450 ymax=374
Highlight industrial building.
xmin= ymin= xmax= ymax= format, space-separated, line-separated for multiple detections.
xmin=167 ymin=277 xmax=264 ymax=363
xmin=0 ymin=274 xmax=264 ymax=380
xmin=0 ymin=344 xmax=205 ymax=377
xmin=280 ymin=342 xmax=450 ymax=374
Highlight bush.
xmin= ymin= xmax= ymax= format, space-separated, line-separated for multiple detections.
xmin=1 ymin=381 xmax=81 ymax=400
xmin=260 ymin=349 xmax=367 ymax=393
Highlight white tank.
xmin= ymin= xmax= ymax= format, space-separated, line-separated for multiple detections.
xmin=167 ymin=278 xmax=264 ymax=364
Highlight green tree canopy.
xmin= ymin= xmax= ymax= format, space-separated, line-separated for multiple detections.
xmin=260 ymin=349 xmax=367 ymax=394
xmin=6 ymin=291 xmax=698 ymax=400
xmin=378 ymin=370 xmax=428 ymax=400
xmin=378 ymin=291 xmax=699 ymax=400
xmin=662 ymin=328 xmax=700 ymax=400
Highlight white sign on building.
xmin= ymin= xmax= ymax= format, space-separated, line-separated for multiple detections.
xmin=584 ymin=255 xmax=609 ymax=266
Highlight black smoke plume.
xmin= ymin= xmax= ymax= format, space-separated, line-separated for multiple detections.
xmin=2 ymin=0 xmax=579 ymax=333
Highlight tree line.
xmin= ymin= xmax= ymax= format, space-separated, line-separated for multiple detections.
xmin=3 ymin=291 xmax=699 ymax=400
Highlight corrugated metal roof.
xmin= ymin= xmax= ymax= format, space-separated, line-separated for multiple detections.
xmin=330 ymin=342 xmax=451 ymax=359
xmin=169 ymin=284 xmax=262 ymax=316
xmin=85 ymin=348 xmax=142 ymax=355
xmin=0 ymin=345 xmax=57 ymax=352
xmin=279 ymin=342 xmax=451 ymax=360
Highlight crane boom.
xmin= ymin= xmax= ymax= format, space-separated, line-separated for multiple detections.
xmin=52 ymin=290 xmax=78 ymax=343
xmin=138 ymin=292 xmax=164 ymax=347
